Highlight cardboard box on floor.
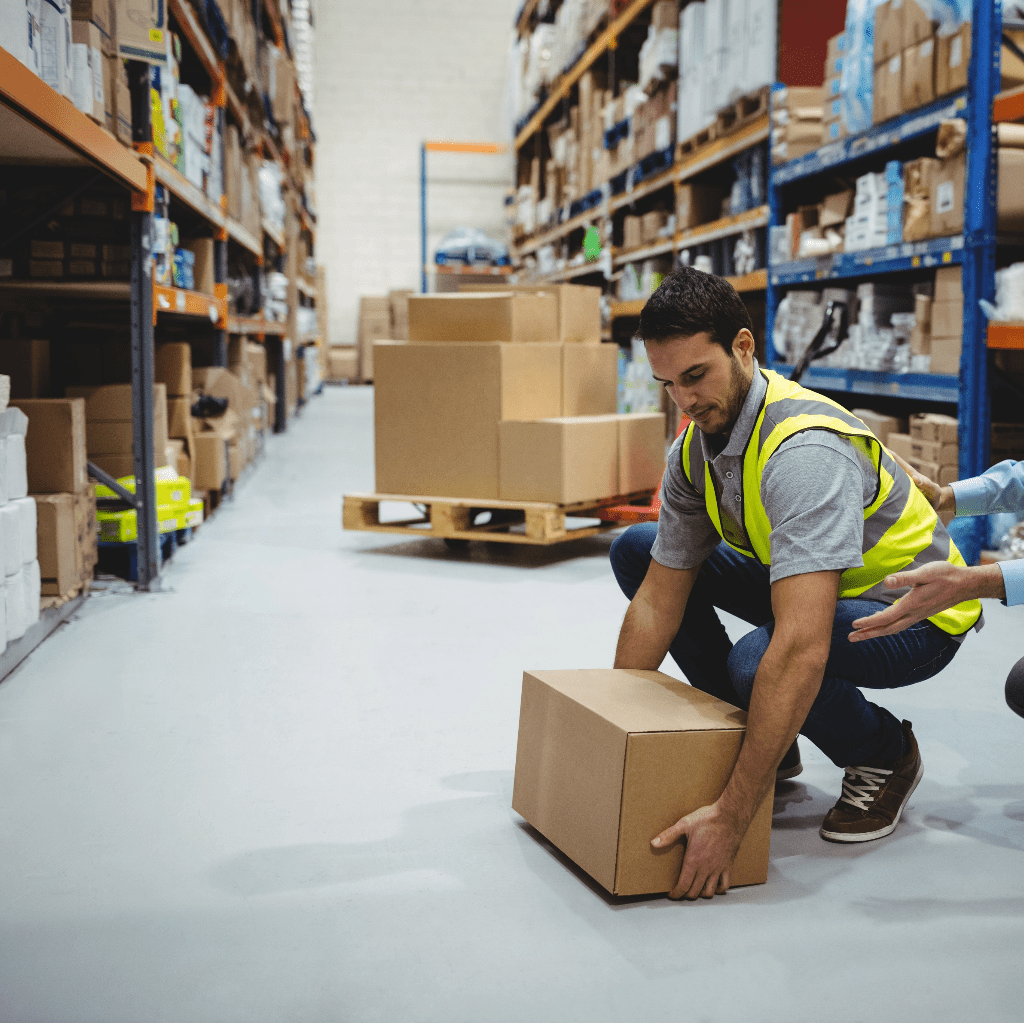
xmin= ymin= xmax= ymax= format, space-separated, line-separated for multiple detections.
xmin=327 ymin=347 xmax=359 ymax=381
xmin=374 ymin=341 xmax=562 ymax=499
xmin=459 ymin=284 xmax=601 ymax=345
xmin=9 ymin=399 xmax=88 ymax=493
xmin=358 ymin=296 xmax=391 ymax=380
xmin=33 ymin=491 xmax=96 ymax=597
xmin=408 ymin=293 xmax=559 ymax=344
xmin=512 ymin=669 xmax=773 ymax=896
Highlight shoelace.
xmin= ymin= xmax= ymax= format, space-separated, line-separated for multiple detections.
xmin=839 ymin=765 xmax=894 ymax=810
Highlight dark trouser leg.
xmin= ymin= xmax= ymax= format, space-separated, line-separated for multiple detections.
xmin=609 ymin=526 xmax=774 ymax=706
xmin=1006 ymin=657 xmax=1024 ymax=719
xmin=725 ymin=604 xmax=962 ymax=767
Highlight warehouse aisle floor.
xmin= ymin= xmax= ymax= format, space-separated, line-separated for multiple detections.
xmin=1 ymin=385 xmax=1022 ymax=1022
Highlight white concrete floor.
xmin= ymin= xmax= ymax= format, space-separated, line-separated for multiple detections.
xmin=0 ymin=385 xmax=1022 ymax=1022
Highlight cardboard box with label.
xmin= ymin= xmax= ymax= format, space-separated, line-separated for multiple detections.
xmin=71 ymin=20 xmax=106 ymax=123
xmin=936 ymin=23 xmax=970 ymax=96
xmin=374 ymin=342 xmax=562 ymax=499
xmin=929 ymin=152 xmax=965 ymax=236
xmin=902 ymin=38 xmax=935 ymax=112
xmin=408 ymin=293 xmax=558 ymax=344
xmin=114 ymin=0 xmax=167 ymax=64
xmin=512 ymin=669 xmax=773 ymax=896
xmin=874 ymin=55 xmax=903 ymax=124
xmin=9 ymin=399 xmax=88 ymax=493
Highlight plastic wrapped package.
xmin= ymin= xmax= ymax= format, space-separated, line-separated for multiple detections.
xmin=258 ymin=161 xmax=286 ymax=233
xmin=23 ymin=559 xmax=40 ymax=630
xmin=0 ymin=503 xmax=19 ymax=577
xmin=5 ymin=567 xmax=25 ymax=643
xmin=980 ymin=262 xmax=1024 ymax=322
xmin=840 ymin=0 xmax=877 ymax=136
xmin=0 ymin=407 xmax=28 ymax=500
xmin=12 ymin=496 xmax=35 ymax=565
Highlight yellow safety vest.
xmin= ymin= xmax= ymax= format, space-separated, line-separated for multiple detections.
xmin=680 ymin=369 xmax=982 ymax=636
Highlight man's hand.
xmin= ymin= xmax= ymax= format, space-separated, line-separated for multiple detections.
xmin=651 ymin=802 xmax=746 ymax=899
xmin=891 ymin=452 xmax=954 ymax=512
xmin=849 ymin=562 xmax=1005 ymax=641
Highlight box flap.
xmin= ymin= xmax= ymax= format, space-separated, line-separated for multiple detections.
xmin=526 ymin=669 xmax=747 ymax=734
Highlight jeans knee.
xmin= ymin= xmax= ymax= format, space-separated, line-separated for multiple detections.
xmin=1006 ymin=657 xmax=1024 ymax=720
xmin=727 ymin=627 xmax=772 ymax=705
xmin=609 ymin=523 xmax=657 ymax=597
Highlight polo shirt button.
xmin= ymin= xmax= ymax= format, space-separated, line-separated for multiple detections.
xmin=726 ymin=471 xmax=734 ymax=479
xmin=734 ymin=495 xmax=741 ymax=502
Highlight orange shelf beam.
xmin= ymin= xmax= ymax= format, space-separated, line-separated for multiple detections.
xmin=0 ymin=45 xmax=147 ymax=193
xmin=987 ymin=322 xmax=1024 ymax=349
xmin=424 ymin=141 xmax=507 ymax=154
xmin=155 ymin=285 xmax=227 ymax=327
xmin=726 ymin=268 xmax=768 ymax=292
xmin=227 ymin=315 xmax=288 ymax=336
xmin=994 ymin=84 xmax=1024 ymax=124
xmin=610 ymin=299 xmax=646 ymax=319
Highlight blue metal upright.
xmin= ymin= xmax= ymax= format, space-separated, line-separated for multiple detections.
xmin=765 ymin=0 xmax=1003 ymax=563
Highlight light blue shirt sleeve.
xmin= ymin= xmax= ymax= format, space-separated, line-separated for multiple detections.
xmin=999 ymin=561 xmax=1024 ymax=607
xmin=951 ymin=460 xmax=1024 ymax=517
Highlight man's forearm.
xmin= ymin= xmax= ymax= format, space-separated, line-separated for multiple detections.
xmin=613 ymin=594 xmax=678 ymax=670
xmin=717 ymin=639 xmax=825 ymax=825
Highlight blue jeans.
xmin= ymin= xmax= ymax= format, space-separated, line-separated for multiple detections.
xmin=610 ymin=523 xmax=963 ymax=767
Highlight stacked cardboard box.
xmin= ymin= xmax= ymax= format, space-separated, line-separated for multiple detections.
xmin=156 ymin=343 xmax=193 ymax=480
xmin=375 ymin=288 xmax=664 ymax=503
xmin=12 ymin=397 xmax=96 ymax=603
xmin=889 ymin=413 xmax=961 ymax=486
xmin=927 ymin=266 xmax=962 ymax=375
xmin=771 ymin=87 xmax=824 ymax=165
xmin=357 ymin=296 xmax=391 ymax=382
xmin=388 ymin=289 xmax=413 ymax=340
xmin=192 ymin=366 xmax=258 ymax=487
xmin=67 ymin=383 xmax=169 ymax=481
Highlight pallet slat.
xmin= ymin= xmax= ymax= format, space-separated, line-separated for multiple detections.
xmin=342 ymin=490 xmax=656 ymax=546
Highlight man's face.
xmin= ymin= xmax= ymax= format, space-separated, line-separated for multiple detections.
xmin=646 ymin=330 xmax=755 ymax=436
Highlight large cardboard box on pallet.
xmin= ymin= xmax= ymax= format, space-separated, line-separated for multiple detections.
xmin=498 ymin=416 xmax=619 ymax=503
xmin=408 ymin=293 xmax=559 ymax=344
xmin=562 ymin=344 xmax=618 ymax=416
xmin=512 ymin=669 xmax=773 ymax=896
xmin=9 ymin=398 xmax=88 ymax=494
xmin=459 ymin=283 xmax=602 ymax=344
xmin=34 ymin=493 xmax=77 ymax=597
xmin=616 ymin=412 xmax=668 ymax=493
xmin=374 ymin=341 xmax=562 ymax=500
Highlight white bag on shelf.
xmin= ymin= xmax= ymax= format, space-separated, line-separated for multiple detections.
xmin=23 ymin=560 xmax=40 ymax=631
xmin=12 ymin=496 xmax=36 ymax=565
xmin=0 ymin=408 xmax=28 ymax=500
xmin=0 ymin=503 xmax=21 ymax=577
xmin=5 ymin=567 xmax=26 ymax=643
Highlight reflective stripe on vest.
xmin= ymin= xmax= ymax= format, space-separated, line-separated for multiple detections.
xmin=680 ymin=369 xmax=981 ymax=636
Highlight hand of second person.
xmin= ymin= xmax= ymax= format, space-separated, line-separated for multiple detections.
xmin=651 ymin=802 xmax=745 ymax=900
xmin=848 ymin=562 xmax=975 ymax=640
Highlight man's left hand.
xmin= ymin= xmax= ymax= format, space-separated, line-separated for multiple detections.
xmin=651 ymin=802 xmax=746 ymax=900
xmin=848 ymin=561 xmax=979 ymax=640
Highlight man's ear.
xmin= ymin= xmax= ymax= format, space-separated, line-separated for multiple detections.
xmin=733 ymin=328 xmax=755 ymax=360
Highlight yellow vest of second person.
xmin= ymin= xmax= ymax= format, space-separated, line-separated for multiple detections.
xmin=680 ymin=369 xmax=981 ymax=637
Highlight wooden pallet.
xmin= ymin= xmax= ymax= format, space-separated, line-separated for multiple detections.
xmin=40 ymin=578 xmax=92 ymax=611
xmin=342 ymin=490 xmax=656 ymax=546
xmin=677 ymin=122 xmax=718 ymax=157
xmin=714 ymin=86 xmax=771 ymax=138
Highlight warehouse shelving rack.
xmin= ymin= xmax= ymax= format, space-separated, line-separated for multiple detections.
xmin=510 ymin=0 xmax=771 ymax=337
xmin=0 ymin=0 xmax=317 ymax=599
xmin=765 ymin=4 xmax=1001 ymax=563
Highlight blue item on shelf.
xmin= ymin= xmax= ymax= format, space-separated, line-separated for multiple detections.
xmin=885 ymin=159 xmax=903 ymax=184
xmin=840 ymin=0 xmax=876 ymax=135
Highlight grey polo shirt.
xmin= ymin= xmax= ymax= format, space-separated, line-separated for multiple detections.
xmin=652 ymin=363 xmax=883 ymax=593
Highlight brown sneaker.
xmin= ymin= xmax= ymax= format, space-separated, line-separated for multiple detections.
xmin=819 ymin=720 xmax=923 ymax=843
xmin=777 ymin=739 xmax=803 ymax=781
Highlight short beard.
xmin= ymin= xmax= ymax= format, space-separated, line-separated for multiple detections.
xmin=710 ymin=355 xmax=751 ymax=436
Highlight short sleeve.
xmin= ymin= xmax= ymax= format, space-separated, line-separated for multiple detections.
xmin=760 ymin=432 xmax=868 ymax=584
xmin=650 ymin=434 xmax=722 ymax=570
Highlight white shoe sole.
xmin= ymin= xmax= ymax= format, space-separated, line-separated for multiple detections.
xmin=776 ymin=761 xmax=803 ymax=781
xmin=819 ymin=760 xmax=924 ymax=843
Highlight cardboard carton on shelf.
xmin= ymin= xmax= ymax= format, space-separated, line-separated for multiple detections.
xmin=886 ymin=432 xmax=914 ymax=462
xmin=0 ymin=339 xmax=51 ymax=399
xmin=902 ymin=0 xmax=934 ymax=48
xmin=374 ymin=341 xmax=562 ymax=500
xmin=676 ymin=183 xmax=730 ymax=231
xmin=873 ymin=0 xmax=902 ymax=64
xmin=623 ymin=215 xmax=642 ymax=249
xmin=930 ymin=297 xmax=962 ymax=339
xmin=498 ymin=416 xmax=619 ymax=503
xmin=114 ymin=0 xmax=166 ymax=64
xmin=902 ymin=38 xmax=936 ymax=112
xmin=512 ymin=669 xmax=773 ymax=896
xmin=851 ymin=409 xmax=908 ymax=445
xmin=70 ymin=20 xmax=106 ymax=124
xmin=910 ymin=437 xmax=957 ymax=465
xmin=155 ymin=343 xmax=192 ymax=397
xmin=66 ymin=383 xmax=169 ymax=462
xmin=929 ymin=151 xmax=965 ymax=236
xmin=929 ymin=333 xmax=961 ymax=375
xmin=910 ymin=412 xmax=958 ymax=443
xmin=407 ymin=293 xmax=559 ymax=344
xmin=9 ymin=398 xmax=88 ymax=494
xmin=936 ymin=22 xmax=970 ymax=96
xmin=873 ymin=54 xmax=903 ymax=124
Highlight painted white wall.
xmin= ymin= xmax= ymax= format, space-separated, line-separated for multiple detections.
xmin=312 ymin=0 xmax=518 ymax=345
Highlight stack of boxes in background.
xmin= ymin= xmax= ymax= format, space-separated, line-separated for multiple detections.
xmin=157 ymin=343 xmax=193 ymax=481
xmin=73 ymin=383 xmax=169 ymax=482
xmin=771 ymin=87 xmax=824 ymax=165
xmin=373 ymin=286 xmax=666 ymax=505
xmin=887 ymin=413 xmax=959 ymax=487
